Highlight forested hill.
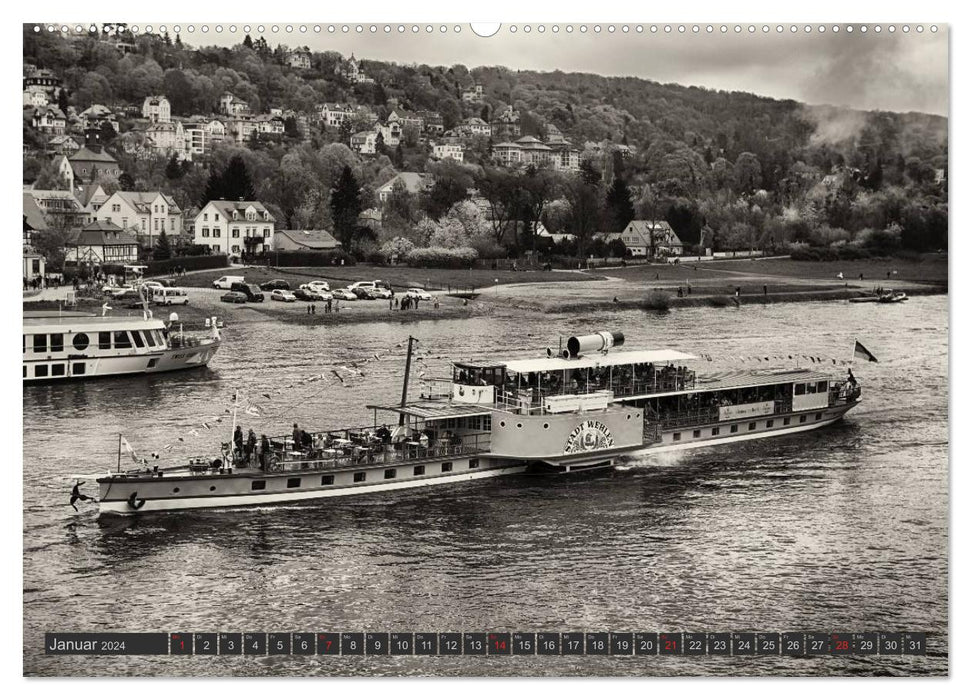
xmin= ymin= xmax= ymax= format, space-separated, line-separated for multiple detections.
xmin=23 ymin=27 xmax=949 ymax=255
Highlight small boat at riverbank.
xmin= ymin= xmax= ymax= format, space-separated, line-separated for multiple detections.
xmin=91 ymin=330 xmax=862 ymax=516
xmin=24 ymin=310 xmax=220 ymax=383
xmin=878 ymin=290 xmax=908 ymax=303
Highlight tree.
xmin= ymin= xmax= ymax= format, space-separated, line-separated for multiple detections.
xmin=201 ymin=155 xmax=256 ymax=204
xmin=605 ymin=176 xmax=635 ymax=232
xmin=56 ymin=88 xmax=68 ymax=112
xmin=477 ymin=168 xmax=520 ymax=244
xmin=516 ymin=166 xmax=559 ymax=251
xmin=733 ymin=152 xmax=763 ymax=194
xmin=243 ymin=34 xmax=254 ymax=49
xmin=330 ymin=165 xmax=362 ymax=248
xmin=165 ymin=154 xmax=182 ymax=180
xmin=31 ymin=229 xmax=71 ymax=270
xmin=154 ymin=230 xmax=173 ymax=260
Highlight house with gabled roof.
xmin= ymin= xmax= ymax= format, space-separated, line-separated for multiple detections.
xmin=193 ymin=200 xmax=276 ymax=255
xmin=273 ymin=230 xmax=342 ymax=252
xmin=68 ymin=146 xmax=122 ymax=183
xmin=599 ymin=220 xmax=683 ymax=258
xmin=375 ymin=172 xmax=431 ymax=202
xmin=142 ymin=95 xmax=171 ymax=123
xmin=65 ymin=220 xmax=140 ymax=264
xmin=26 ymin=106 xmax=66 ymax=135
xmin=96 ymin=191 xmax=183 ymax=239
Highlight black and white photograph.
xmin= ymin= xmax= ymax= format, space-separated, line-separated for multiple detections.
xmin=19 ymin=15 xmax=950 ymax=680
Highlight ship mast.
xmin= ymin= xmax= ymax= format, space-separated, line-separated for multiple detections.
xmin=398 ymin=336 xmax=416 ymax=426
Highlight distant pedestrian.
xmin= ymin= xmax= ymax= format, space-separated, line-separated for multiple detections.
xmin=735 ymin=286 xmax=741 ymax=298
xmin=414 ymin=297 xmax=420 ymax=309
xmin=292 ymin=423 xmax=301 ymax=449
xmin=677 ymin=286 xmax=683 ymax=298
xmin=686 ymin=283 xmax=691 ymax=295
xmin=763 ymin=284 xmax=768 ymax=296
xmin=334 ymin=300 xmax=340 ymax=313
xmin=859 ymin=273 xmax=865 ymax=281
xmin=887 ymin=270 xmax=891 ymax=279
xmin=326 ymin=299 xmax=332 ymax=313
xmin=433 ymin=298 xmax=439 ymax=309
xmin=394 ymin=297 xmax=399 ymax=309
xmin=307 ymin=304 xmax=312 ymax=315
xmin=311 ymin=304 xmax=316 ymax=315
xmin=389 ymin=297 xmax=394 ymax=311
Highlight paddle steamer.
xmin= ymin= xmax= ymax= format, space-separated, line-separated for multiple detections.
xmin=93 ymin=331 xmax=861 ymax=515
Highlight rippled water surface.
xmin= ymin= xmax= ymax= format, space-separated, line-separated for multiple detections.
xmin=23 ymin=297 xmax=948 ymax=676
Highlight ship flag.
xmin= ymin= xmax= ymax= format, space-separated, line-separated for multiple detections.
xmin=120 ymin=436 xmax=138 ymax=463
xmin=854 ymin=341 xmax=879 ymax=363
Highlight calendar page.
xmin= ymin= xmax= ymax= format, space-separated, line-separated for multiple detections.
xmin=20 ymin=17 xmax=949 ymax=681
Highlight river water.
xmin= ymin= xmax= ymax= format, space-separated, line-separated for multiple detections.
xmin=23 ymin=296 xmax=948 ymax=676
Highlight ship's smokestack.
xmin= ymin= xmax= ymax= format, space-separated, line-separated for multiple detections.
xmin=566 ymin=331 xmax=624 ymax=358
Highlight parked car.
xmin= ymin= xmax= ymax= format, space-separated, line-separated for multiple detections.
xmin=370 ymin=287 xmax=393 ymax=299
xmin=405 ymin=288 xmax=433 ymax=301
xmin=294 ymin=288 xmax=331 ymax=302
xmin=260 ymin=279 xmax=291 ymax=291
xmin=230 ymin=282 xmax=265 ymax=302
xmin=298 ymin=284 xmax=333 ymax=300
xmin=140 ymin=280 xmax=165 ymax=291
xmin=348 ymin=280 xmax=377 ymax=294
xmin=305 ymin=280 xmax=331 ymax=293
xmin=213 ymin=275 xmax=244 ymax=290
xmin=374 ymin=280 xmax=393 ymax=291
xmin=331 ymin=288 xmax=358 ymax=301
xmin=270 ymin=289 xmax=297 ymax=302
xmin=221 ymin=291 xmax=248 ymax=303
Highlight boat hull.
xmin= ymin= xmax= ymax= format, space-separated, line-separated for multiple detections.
xmin=24 ymin=341 xmax=220 ymax=384
xmin=96 ymin=401 xmax=858 ymax=515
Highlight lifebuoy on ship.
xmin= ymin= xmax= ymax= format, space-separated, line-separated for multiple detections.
xmin=128 ymin=492 xmax=146 ymax=510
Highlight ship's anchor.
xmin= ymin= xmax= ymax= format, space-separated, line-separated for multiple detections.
xmin=127 ymin=492 xmax=146 ymax=511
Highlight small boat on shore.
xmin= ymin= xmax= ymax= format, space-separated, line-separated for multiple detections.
xmin=90 ymin=330 xmax=863 ymax=516
xmin=24 ymin=309 xmax=220 ymax=383
xmin=878 ymin=290 xmax=908 ymax=303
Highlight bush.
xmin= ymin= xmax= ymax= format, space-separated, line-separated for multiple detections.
xmin=147 ymin=254 xmax=229 ymax=275
xmin=405 ymin=246 xmax=478 ymax=269
xmin=641 ymin=291 xmax=671 ymax=311
xmin=254 ymin=250 xmax=356 ymax=267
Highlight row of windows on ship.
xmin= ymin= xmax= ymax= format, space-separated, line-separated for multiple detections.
xmin=24 ymin=328 xmax=168 ymax=355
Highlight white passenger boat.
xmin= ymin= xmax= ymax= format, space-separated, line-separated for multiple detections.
xmin=93 ymin=331 xmax=861 ymax=515
xmin=24 ymin=310 xmax=220 ymax=383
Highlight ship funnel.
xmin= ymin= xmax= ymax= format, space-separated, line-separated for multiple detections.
xmin=566 ymin=331 xmax=625 ymax=358
xmin=561 ymin=349 xmax=571 ymax=359
xmin=546 ymin=347 xmax=554 ymax=358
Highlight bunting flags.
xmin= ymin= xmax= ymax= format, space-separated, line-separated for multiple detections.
xmin=120 ymin=436 xmax=138 ymax=464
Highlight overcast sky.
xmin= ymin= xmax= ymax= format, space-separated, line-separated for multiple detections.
xmin=192 ymin=25 xmax=948 ymax=116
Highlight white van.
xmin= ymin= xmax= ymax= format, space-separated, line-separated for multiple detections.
xmin=152 ymin=287 xmax=189 ymax=305
xmin=212 ymin=275 xmax=244 ymax=290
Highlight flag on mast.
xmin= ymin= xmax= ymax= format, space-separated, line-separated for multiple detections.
xmin=120 ymin=436 xmax=138 ymax=463
xmin=854 ymin=340 xmax=878 ymax=363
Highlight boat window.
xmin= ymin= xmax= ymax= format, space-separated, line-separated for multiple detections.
xmin=748 ymin=422 xmax=756 ymax=431
xmin=469 ymin=459 xmax=479 ymax=469
xmin=799 ymin=415 xmax=807 ymax=423
xmin=34 ymin=364 xmax=48 ymax=378
xmin=50 ymin=334 xmax=64 ymax=353
xmin=783 ymin=417 xmax=791 ymax=426
xmin=815 ymin=412 xmax=822 ymax=421
xmin=442 ymin=462 xmax=453 ymax=472
xmin=130 ymin=331 xmax=145 ymax=349
xmin=730 ymin=425 xmax=738 ymax=433
xmin=251 ymin=480 xmax=266 ymax=490
xmin=353 ymin=472 xmax=366 ymax=483
xmin=384 ymin=469 xmax=396 ymax=479
xmin=766 ymin=420 xmax=774 ymax=428
xmin=794 ymin=383 xmax=806 ymax=395
xmin=98 ymin=332 xmax=111 ymax=349
xmin=673 ymin=433 xmax=681 ymax=442
xmin=414 ymin=465 xmax=425 ymax=476
xmin=51 ymin=363 xmax=65 ymax=377
xmin=287 ymin=478 xmax=301 ymax=488
xmin=816 ymin=381 xmax=828 ymax=393
xmin=712 ymin=427 xmax=720 ymax=436
xmin=693 ymin=430 xmax=701 ymax=438
xmin=32 ymin=334 xmax=47 ymax=353
xmin=72 ymin=363 xmax=85 ymax=376
xmin=321 ymin=475 xmax=334 ymax=485
xmin=72 ymin=333 xmax=89 ymax=351
xmin=113 ymin=331 xmax=132 ymax=349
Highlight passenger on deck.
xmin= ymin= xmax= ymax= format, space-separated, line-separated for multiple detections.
xmin=292 ymin=423 xmax=302 ymax=450
xmin=245 ymin=429 xmax=257 ymax=465
xmin=233 ymin=426 xmax=244 ymax=461
xmin=259 ymin=434 xmax=270 ymax=470
xmin=376 ymin=424 xmax=392 ymax=443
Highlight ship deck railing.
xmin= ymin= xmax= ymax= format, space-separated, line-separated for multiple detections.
xmin=258 ymin=429 xmax=492 ymax=474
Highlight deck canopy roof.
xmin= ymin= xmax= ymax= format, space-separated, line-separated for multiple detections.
xmin=493 ymin=349 xmax=697 ymax=375
xmin=366 ymin=401 xmax=492 ymax=421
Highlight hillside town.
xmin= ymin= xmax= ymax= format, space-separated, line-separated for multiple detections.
xmin=23 ymin=27 xmax=948 ymax=286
